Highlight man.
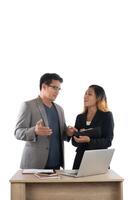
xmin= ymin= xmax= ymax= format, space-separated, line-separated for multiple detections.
xmin=15 ymin=73 xmax=75 ymax=169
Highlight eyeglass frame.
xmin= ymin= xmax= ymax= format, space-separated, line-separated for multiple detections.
xmin=48 ymin=85 xmax=61 ymax=91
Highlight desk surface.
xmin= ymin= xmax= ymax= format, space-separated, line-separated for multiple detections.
xmin=10 ymin=169 xmax=123 ymax=183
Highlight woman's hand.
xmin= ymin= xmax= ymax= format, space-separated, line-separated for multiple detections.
xmin=73 ymin=135 xmax=90 ymax=143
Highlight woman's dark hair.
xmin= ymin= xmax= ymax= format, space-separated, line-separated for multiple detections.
xmin=39 ymin=73 xmax=63 ymax=90
xmin=89 ymin=85 xmax=107 ymax=101
xmin=84 ymin=84 xmax=109 ymax=112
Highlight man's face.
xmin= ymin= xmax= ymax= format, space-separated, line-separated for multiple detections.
xmin=42 ymin=80 xmax=61 ymax=102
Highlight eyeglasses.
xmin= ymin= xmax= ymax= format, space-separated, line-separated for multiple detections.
xmin=48 ymin=85 xmax=61 ymax=91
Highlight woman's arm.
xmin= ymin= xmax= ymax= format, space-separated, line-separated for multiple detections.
xmin=72 ymin=114 xmax=83 ymax=147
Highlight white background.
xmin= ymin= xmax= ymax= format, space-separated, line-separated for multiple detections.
xmin=0 ymin=1 xmax=134 ymax=199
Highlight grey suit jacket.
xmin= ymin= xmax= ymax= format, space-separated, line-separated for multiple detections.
xmin=14 ymin=97 xmax=67 ymax=169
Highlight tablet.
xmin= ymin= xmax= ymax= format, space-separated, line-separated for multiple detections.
xmin=73 ymin=127 xmax=101 ymax=138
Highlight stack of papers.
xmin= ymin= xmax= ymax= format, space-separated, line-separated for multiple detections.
xmin=22 ymin=169 xmax=54 ymax=174
xmin=22 ymin=169 xmax=60 ymax=179
xmin=34 ymin=171 xmax=60 ymax=179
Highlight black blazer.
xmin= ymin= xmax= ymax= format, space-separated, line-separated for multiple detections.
xmin=72 ymin=110 xmax=114 ymax=169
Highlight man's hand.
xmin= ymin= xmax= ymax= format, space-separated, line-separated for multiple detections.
xmin=66 ymin=126 xmax=78 ymax=136
xmin=35 ymin=119 xmax=52 ymax=136
xmin=73 ymin=135 xmax=90 ymax=143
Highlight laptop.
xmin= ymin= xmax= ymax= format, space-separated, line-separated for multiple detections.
xmin=62 ymin=148 xmax=115 ymax=177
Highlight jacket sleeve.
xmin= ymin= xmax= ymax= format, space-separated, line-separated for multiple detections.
xmin=72 ymin=115 xmax=81 ymax=147
xmin=14 ymin=102 xmax=37 ymax=142
xmin=85 ymin=112 xmax=114 ymax=150
xmin=56 ymin=104 xmax=71 ymax=142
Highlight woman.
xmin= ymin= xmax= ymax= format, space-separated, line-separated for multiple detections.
xmin=72 ymin=85 xmax=114 ymax=169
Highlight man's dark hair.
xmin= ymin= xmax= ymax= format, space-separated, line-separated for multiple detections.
xmin=40 ymin=73 xmax=63 ymax=90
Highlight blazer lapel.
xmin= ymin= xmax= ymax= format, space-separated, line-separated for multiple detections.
xmin=36 ymin=97 xmax=49 ymax=127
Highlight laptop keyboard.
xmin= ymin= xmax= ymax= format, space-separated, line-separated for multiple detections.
xmin=62 ymin=170 xmax=78 ymax=176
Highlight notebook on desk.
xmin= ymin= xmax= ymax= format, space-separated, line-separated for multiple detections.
xmin=62 ymin=148 xmax=115 ymax=177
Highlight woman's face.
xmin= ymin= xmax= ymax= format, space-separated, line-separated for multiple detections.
xmin=84 ymin=88 xmax=97 ymax=108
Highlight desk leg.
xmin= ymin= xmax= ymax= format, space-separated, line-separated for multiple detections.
xmin=11 ymin=183 xmax=26 ymax=200
xmin=120 ymin=182 xmax=123 ymax=200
